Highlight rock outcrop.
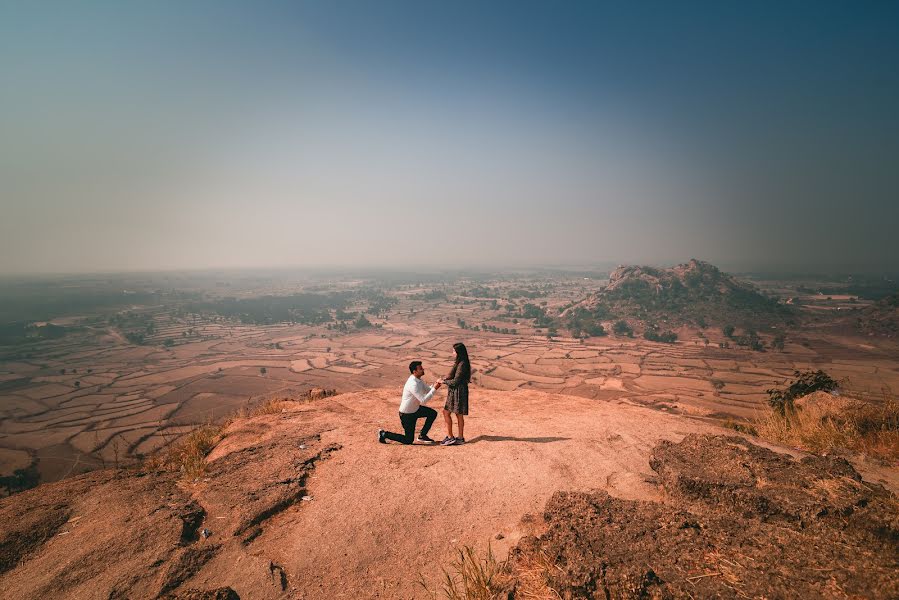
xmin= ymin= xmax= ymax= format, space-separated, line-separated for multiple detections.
xmin=0 ymin=407 xmax=339 ymax=600
xmin=566 ymin=259 xmax=792 ymax=329
xmin=510 ymin=434 xmax=899 ymax=599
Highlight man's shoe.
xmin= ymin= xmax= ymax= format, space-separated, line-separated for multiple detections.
xmin=451 ymin=437 xmax=466 ymax=445
xmin=418 ymin=435 xmax=436 ymax=444
xmin=440 ymin=436 xmax=456 ymax=446
xmin=378 ymin=429 xmax=387 ymax=444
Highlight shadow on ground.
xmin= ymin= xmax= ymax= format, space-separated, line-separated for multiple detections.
xmin=465 ymin=435 xmax=570 ymax=444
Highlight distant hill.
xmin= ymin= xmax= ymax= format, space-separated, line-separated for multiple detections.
xmin=564 ymin=259 xmax=793 ymax=332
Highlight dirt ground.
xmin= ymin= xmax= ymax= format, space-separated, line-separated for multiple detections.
xmin=2 ymin=388 xmax=895 ymax=600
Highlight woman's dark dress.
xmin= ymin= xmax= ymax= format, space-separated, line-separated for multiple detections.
xmin=443 ymin=361 xmax=470 ymax=415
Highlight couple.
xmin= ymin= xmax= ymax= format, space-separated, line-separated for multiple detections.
xmin=378 ymin=342 xmax=471 ymax=447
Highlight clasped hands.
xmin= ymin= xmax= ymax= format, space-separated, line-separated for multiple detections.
xmin=433 ymin=379 xmax=445 ymax=390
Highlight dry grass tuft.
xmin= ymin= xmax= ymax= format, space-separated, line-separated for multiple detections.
xmin=421 ymin=545 xmax=562 ymax=600
xmin=755 ymin=389 xmax=899 ymax=463
xmin=143 ymin=424 xmax=223 ymax=479
xmin=420 ymin=545 xmax=512 ymax=600
xmin=509 ymin=551 xmax=563 ymax=600
xmin=230 ymin=397 xmax=297 ymax=420
xmin=230 ymin=389 xmax=337 ymax=421
xmin=142 ymin=389 xmax=337 ymax=480
xmin=721 ymin=420 xmax=759 ymax=436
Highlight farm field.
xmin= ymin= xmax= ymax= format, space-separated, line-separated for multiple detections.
xmin=2 ymin=270 xmax=897 ymax=487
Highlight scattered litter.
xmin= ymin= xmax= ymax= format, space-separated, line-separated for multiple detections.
xmin=215 ymin=516 xmax=227 ymax=519
xmin=299 ymin=444 xmax=307 ymax=450
xmin=301 ymin=496 xmax=313 ymax=502
xmin=495 ymin=533 xmax=505 ymax=540
xmin=201 ymin=528 xmax=212 ymax=539
xmin=58 ymin=531 xmax=70 ymax=536
xmin=67 ymin=516 xmax=82 ymax=524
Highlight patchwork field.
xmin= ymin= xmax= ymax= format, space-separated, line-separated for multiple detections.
xmin=2 ymin=272 xmax=897 ymax=488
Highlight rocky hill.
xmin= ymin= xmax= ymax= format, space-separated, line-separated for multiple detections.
xmin=1 ymin=389 xmax=895 ymax=599
xmin=565 ymin=259 xmax=793 ymax=334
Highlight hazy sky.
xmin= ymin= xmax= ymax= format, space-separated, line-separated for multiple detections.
xmin=2 ymin=1 xmax=898 ymax=274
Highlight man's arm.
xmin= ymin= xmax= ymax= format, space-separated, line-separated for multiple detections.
xmin=408 ymin=379 xmax=439 ymax=404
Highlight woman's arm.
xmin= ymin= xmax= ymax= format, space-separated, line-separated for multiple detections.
xmin=443 ymin=363 xmax=469 ymax=387
xmin=442 ymin=363 xmax=457 ymax=385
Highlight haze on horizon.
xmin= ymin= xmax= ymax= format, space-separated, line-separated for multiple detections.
xmin=2 ymin=1 xmax=898 ymax=276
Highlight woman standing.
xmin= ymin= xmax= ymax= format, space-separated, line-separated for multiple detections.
xmin=441 ymin=342 xmax=471 ymax=446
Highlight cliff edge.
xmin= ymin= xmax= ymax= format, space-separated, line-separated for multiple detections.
xmin=1 ymin=389 xmax=895 ymax=599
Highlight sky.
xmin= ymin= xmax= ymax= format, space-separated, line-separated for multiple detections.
xmin=1 ymin=1 xmax=898 ymax=274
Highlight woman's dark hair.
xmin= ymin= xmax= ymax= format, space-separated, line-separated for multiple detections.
xmin=447 ymin=342 xmax=471 ymax=383
xmin=452 ymin=343 xmax=470 ymax=368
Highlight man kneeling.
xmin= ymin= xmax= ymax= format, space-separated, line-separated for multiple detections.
xmin=379 ymin=360 xmax=442 ymax=445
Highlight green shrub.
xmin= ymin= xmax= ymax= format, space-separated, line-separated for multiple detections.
xmin=766 ymin=369 xmax=837 ymax=415
xmin=612 ymin=320 xmax=633 ymax=337
xmin=644 ymin=329 xmax=677 ymax=343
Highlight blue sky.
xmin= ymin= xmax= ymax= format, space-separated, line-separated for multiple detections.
xmin=1 ymin=1 xmax=897 ymax=273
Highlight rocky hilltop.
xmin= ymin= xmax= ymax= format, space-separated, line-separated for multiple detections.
xmin=1 ymin=389 xmax=896 ymax=599
xmin=566 ymin=259 xmax=792 ymax=332
xmin=510 ymin=434 xmax=898 ymax=598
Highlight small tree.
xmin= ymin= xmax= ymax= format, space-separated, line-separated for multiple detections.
xmin=723 ymin=325 xmax=735 ymax=338
xmin=0 ymin=466 xmax=40 ymax=495
xmin=644 ymin=329 xmax=677 ymax=343
xmin=260 ymin=367 xmax=267 ymax=375
xmin=612 ymin=320 xmax=633 ymax=337
xmin=766 ymin=369 xmax=837 ymax=415
xmin=772 ymin=334 xmax=786 ymax=351
xmin=585 ymin=323 xmax=606 ymax=337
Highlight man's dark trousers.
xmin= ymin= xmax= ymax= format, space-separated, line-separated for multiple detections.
xmin=383 ymin=405 xmax=437 ymax=444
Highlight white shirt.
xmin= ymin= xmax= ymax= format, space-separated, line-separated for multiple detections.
xmin=399 ymin=374 xmax=436 ymax=414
